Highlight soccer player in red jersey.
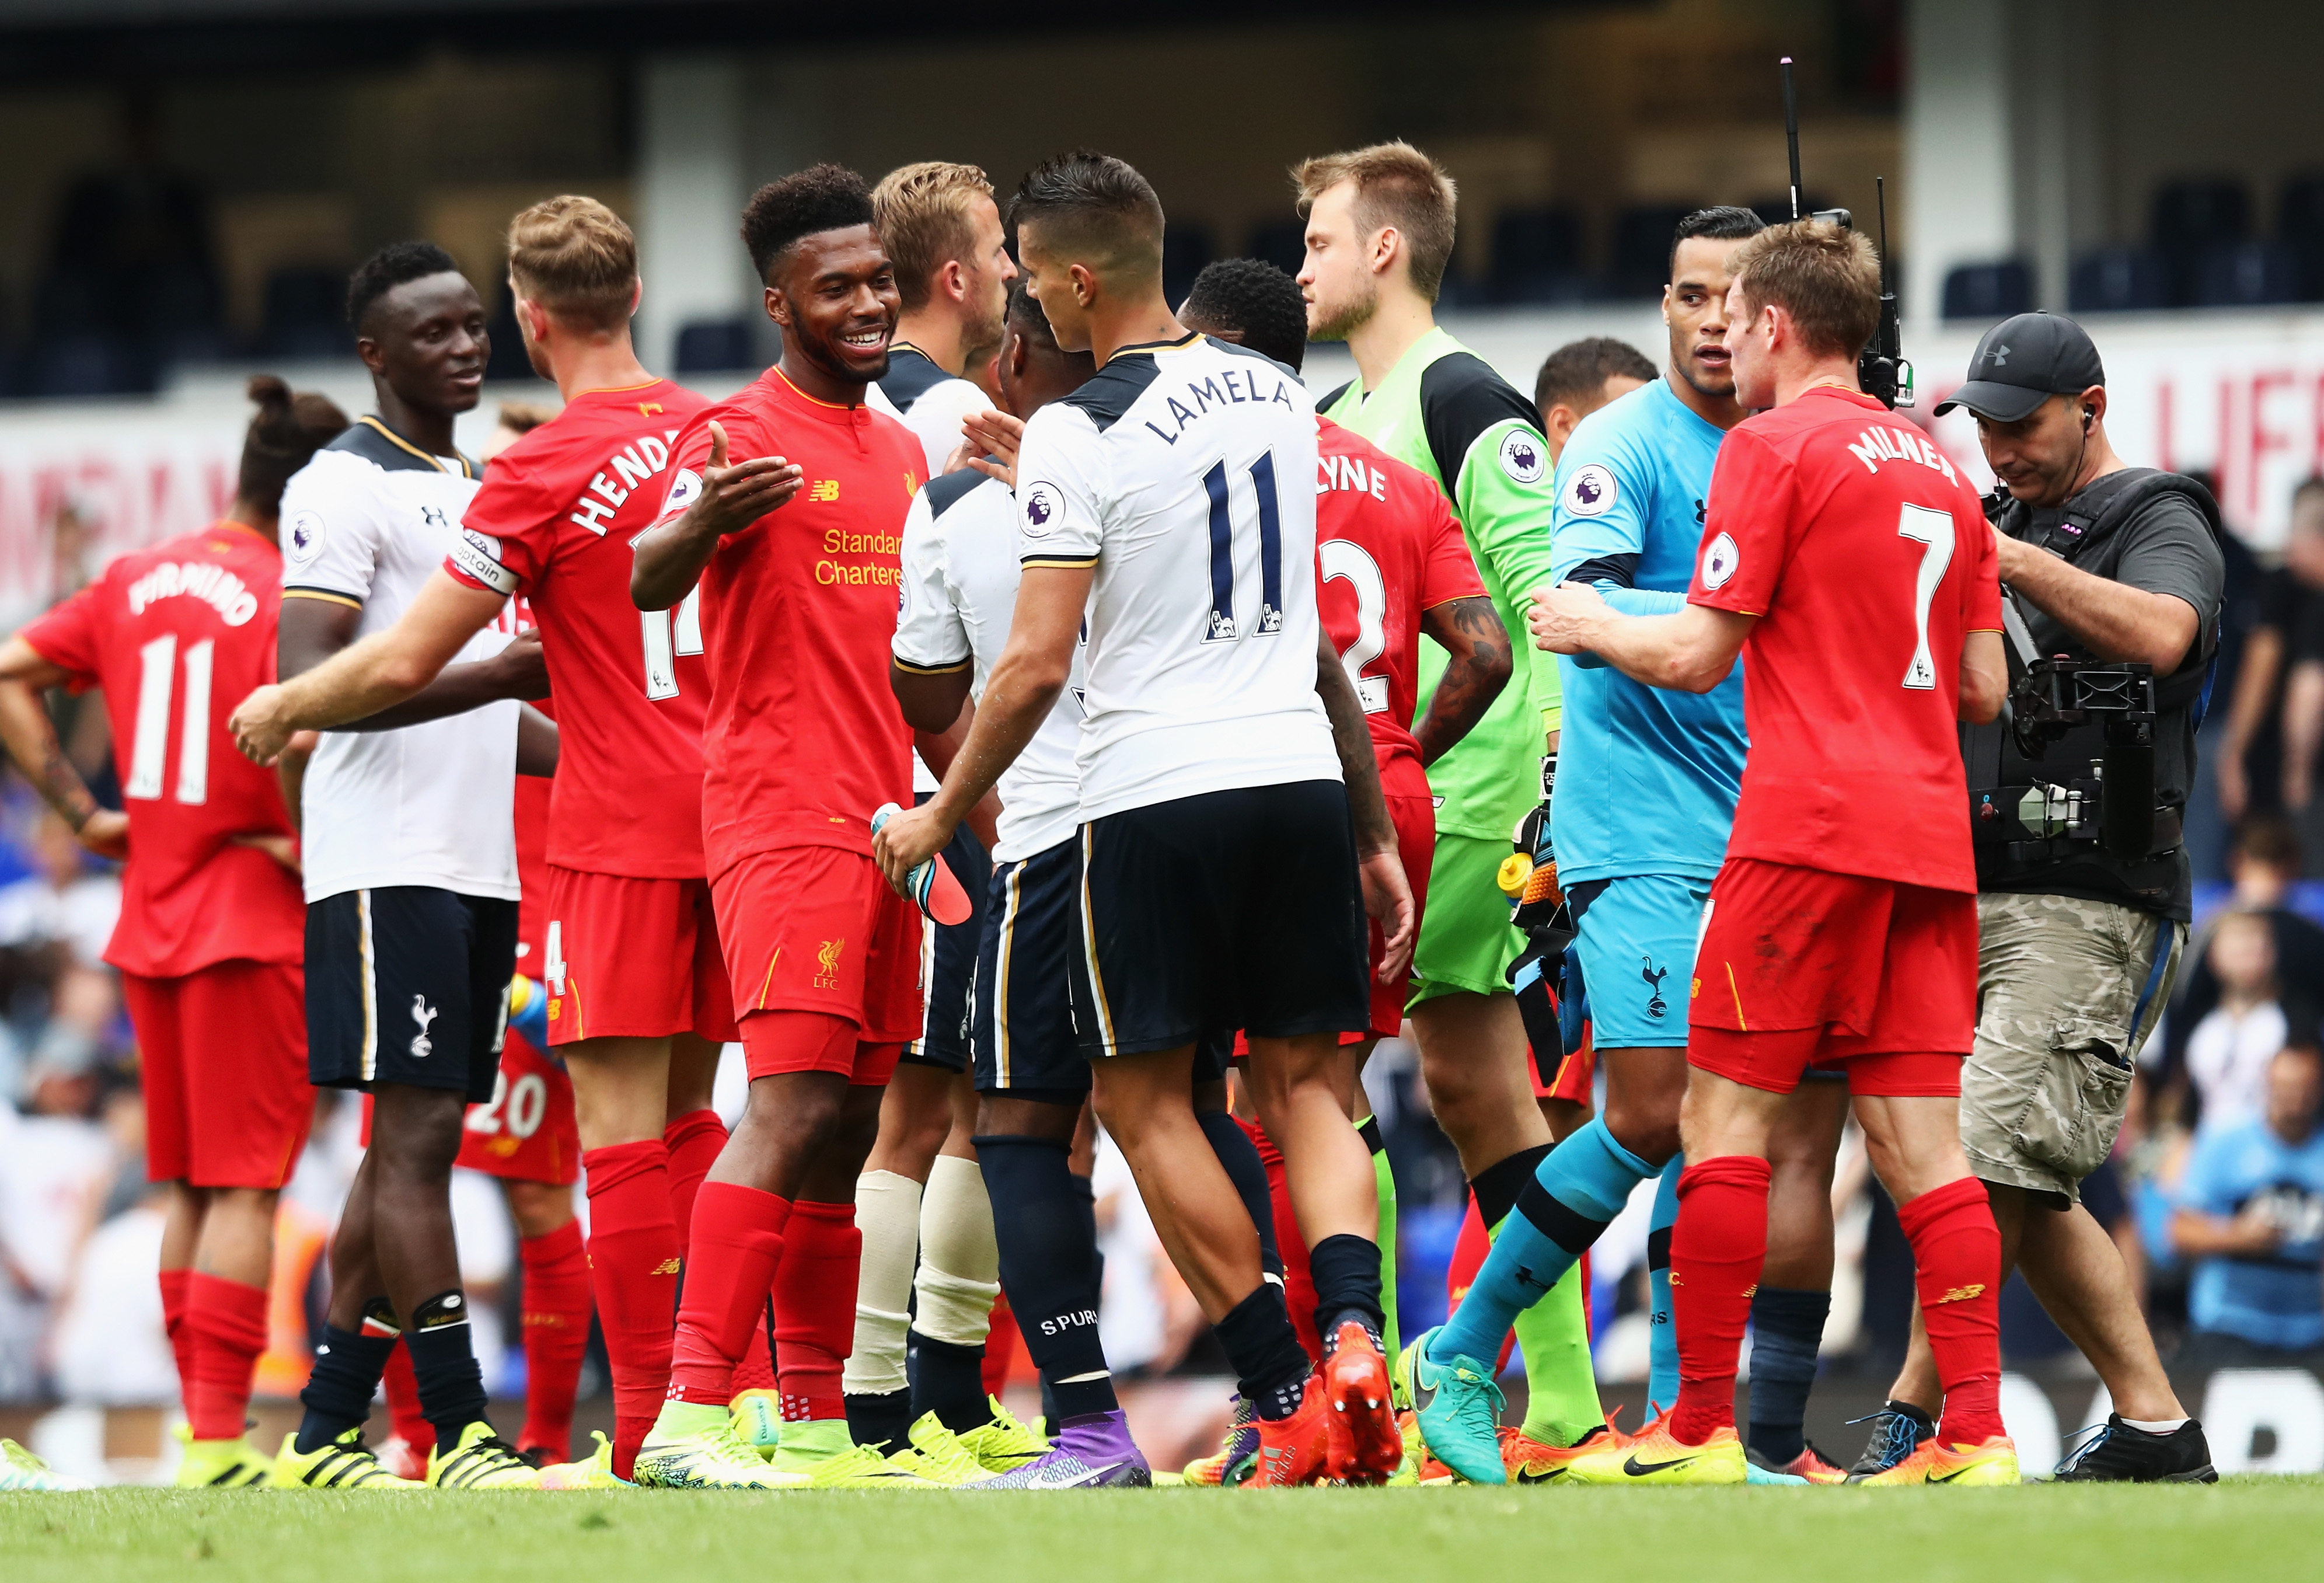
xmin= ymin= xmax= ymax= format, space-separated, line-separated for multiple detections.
xmin=228 ymin=198 xmax=736 ymax=1487
xmin=1527 ymin=220 xmax=2015 ymax=1486
xmin=627 ymin=165 xmax=934 ymax=1490
xmin=0 ymin=376 xmax=347 ymax=1489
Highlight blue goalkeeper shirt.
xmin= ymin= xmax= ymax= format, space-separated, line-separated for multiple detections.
xmin=1548 ymin=376 xmax=1746 ymax=884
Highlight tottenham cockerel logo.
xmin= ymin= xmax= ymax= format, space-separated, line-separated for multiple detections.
xmin=1642 ymin=958 xmax=1670 ymax=1020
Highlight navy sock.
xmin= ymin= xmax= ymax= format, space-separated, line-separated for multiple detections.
xmin=1432 ymin=1119 xmax=1651 ymax=1366
xmin=1197 ymin=1108 xmax=1281 ymax=1278
xmin=404 ymin=1289 xmax=488 ymax=1453
xmin=1746 ymin=1286 xmax=1830 ymax=1466
xmin=978 ymin=1133 xmax=1118 ymax=1422
xmin=294 ymin=1309 xmax=398 ymax=1455
xmin=846 ymin=1386 xmax=915 ymax=1452
xmin=905 ymin=1330 xmax=989 ymax=1438
xmin=1214 ymin=1283 xmax=1310 ymax=1421
xmin=1646 ymin=1155 xmax=1681 ymax=1417
xmin=1308 ymin=1232 xmax=1384 ymax=1347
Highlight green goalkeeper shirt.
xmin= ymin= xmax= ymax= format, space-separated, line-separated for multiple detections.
xmin=1321 ymin=327 xmax=1561 ymax=842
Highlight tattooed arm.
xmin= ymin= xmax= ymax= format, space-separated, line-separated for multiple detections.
xmin=0 ymin=635 xmax=127 ymax=858
xmin=1414 ymin=595 xmax=1512 ymax=768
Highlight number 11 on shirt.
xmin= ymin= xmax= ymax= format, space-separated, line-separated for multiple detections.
xmin=1203 ymin=452 xmax=1285 ymax=644
xmin=641 ymin=585 xmax=703 ymax=700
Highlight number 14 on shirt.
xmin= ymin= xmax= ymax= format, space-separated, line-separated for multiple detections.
xmin=641 ymin=586 xmax=703 ymax=700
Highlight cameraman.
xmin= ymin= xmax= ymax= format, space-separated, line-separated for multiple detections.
xmin=1862 ymin=313 xmax=2223 ymax=1484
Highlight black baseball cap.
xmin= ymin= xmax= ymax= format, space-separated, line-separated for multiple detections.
xmin=1934 ymin=311 xmax=2106 ymax=423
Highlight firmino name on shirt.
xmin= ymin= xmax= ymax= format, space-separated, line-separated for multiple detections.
xmin=1844 ymin=422 xmax=1959 ymax=485
xmin=568 ymin=431 xmax=681 ymax=534
xmin=1143 ymin=364 xmax=1300 ymax=445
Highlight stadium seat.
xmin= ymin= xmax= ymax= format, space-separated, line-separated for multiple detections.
xmin=2194 ymin=239 xmax=2301 ymax=308
xmin=147 ymin=262 xmax=229 ymax=369
xmin=2068 ymin=246 xmax=2170 ymax=313
xmin=674 ymin=318 xmax=754 ymax=374
xmin=1244 ymin=218 xmax=1307 ymax=280
xmin=1607 ymin=203 xmax=1698 ymax=298
xmin=2278 ymin=172 xmax=2324 ymax=299
xmin=28 ymin=333 xmax=151 ymax=398
xmin=1489 ymin=205 xmax=1590 ymax=304
xmin=1941 ymin=261 xmax=2033 ymax=322
xmin=262 ymin=265 xmax=352 ymax=360
xmin=1162 ymin=222 xmax=1215 ymax=308
xmin=2149 ymin=177 xmax=2251 ymax=304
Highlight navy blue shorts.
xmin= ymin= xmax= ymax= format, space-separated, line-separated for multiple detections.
xmin=973 ymin=836 xmax=1085 ymax=1098
xmin=903 ymin=807 xmax=989 ymax=1073
xmin=306 ymin=887 xmax=518 ymax=1102
xmin=1070 ymin=782 xmax=1369 ymax=1059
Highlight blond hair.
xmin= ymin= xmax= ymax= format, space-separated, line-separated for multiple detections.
xmin=1292 ymin=141 xmax=1458 ymax=301
xmin=507 ymin=195 xmax=636 ymax=332
xmin=1728 ymin=220 xmax=1882 ymax=362
xmin=872 ymin=162 xmax=996 ymax=313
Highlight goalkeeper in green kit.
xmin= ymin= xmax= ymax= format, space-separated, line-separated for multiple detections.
xmin=1294 ymin=140 xmax=1611 ymax=1477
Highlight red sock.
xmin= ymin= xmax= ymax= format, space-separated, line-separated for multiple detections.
xmin=159 ymin=1267 xmax=194 ymax=1405
xmin=1897 ymin=1175 xmax=2005 ymax=1445
xmin=515 ymin=1218 xmax=591 ymax=1460
xmin=382 ymin=1340 xmax=431 ymax=1457
xmin=982 ymin=1291 xmax=1021 ymax=1399
xmin=772 ymin=1200 xmax=858 ymax=1423
xmin=1668 ymin=1155 xmax=1771 ymax=1446
xmin=668 ymin=1181 xmax=791 ymax=1406
xmin=730 ymin=1313 xmax=777 ymax=1396
xmin=184 ymin=1272 xmax=270 ymax=1442
xmin=582 ymin=1139 xmax=681 ymax=1477
xmin=1243 ymin=1117 xmax=1320 ymax=1362
xmin=662 ymin=1109 xmax=728 ymax=1238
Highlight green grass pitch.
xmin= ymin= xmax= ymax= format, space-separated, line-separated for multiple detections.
xmin=6 ymin=1480 xmax=2319 ymax=1583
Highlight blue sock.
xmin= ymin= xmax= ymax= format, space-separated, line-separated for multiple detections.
xmin=1646 ymin=1156 xmax=1681 ymax=1418
xmin=1745 ymin=1286 xmax=1830 ymax=1466
xmin=1429 ymin=1118 xmax=1652 ymax=1366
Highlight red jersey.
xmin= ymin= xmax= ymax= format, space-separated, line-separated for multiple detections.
xmin=446 ymin=378 xmax=713 ymax=878
xmin=20 ymin=522 xmax=303 ymax=977
xmin=1315 ymin=418 xmax=1486 ymax=801
xmin=1688 ymin=387 xmax=2001 ymax=892
xmin=657 ymin=367 xmax=924 ymax=877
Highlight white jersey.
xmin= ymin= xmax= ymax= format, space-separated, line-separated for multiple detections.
xmin=867 ymin=344 xmax=992 ymax=476
xmin=869 ymin=344 xmax=994 ymax=793
xmin=1013 ymin=332 xmax=1338 ymax=823
xmin=279 ymin=417 xmax=520 ymax=903
xmin=894 ymin=469 xmax=1085 ymax=862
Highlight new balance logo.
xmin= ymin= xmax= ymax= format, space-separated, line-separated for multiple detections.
xmin=809 ymin=479 xmax=840 ymax=501
xmin=1934 ymin=1283 xmax=1987 ymax=1304
xmin=651 ymin=1257 xmax=682 ymax=1276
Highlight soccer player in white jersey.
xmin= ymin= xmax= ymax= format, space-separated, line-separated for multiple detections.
xmin=877 ymin=152 xmax=1414 ymax=1486
xmin=253 ymin=243 xmax=556 ymax=1491
xmin=848 ymin=159 xmax=1020 ymax=1453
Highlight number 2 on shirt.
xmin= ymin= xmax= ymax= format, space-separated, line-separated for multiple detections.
xmin=640 ymin=585 xmax=704 ymax=699
xmin=1319 ymin=539 xmax=1390 ymax=713
xmin=1897 ymin=503 xmax=1955 ymax=691
xmin=1202 ymin=452 xmax=1285 ymax=643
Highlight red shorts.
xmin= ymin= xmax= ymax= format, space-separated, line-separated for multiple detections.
xmin=1688 ymin=858 xmax=1975 ymax=1098
xmin=714 ymin=845 xmax=923 ymax=1076
xmin=453 ymin=1030 xmax=581 ymax=1184
xmin=1352 ymin=792 xmax=1436 ymax=1042
xmin=545 ymin=866 xmax=738 ymax=1046
xmin=125 ymin=960 xmax=310 ymax=1190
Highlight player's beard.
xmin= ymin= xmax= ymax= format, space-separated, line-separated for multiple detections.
xmin=961 ymin=278 xmax=1007 ymax=372
xmin=1307 ymin=275 xmax=1378 ymax=344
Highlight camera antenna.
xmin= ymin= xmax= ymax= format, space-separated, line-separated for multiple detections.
xmin=1782 ymin=56 xmax=1802 ymax=220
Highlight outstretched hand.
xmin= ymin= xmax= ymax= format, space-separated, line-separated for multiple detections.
xmin=960 ymin=410 xmax=1026 ymax=489
xmin=229 ymin=684 xmax=296 ymax=766
xmin=1527 ymin=581 xmax=1612 ymax=655
xmin=692 ymin=420 xmax=805 ymax=536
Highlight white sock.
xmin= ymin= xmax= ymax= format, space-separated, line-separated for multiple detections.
xmin=2120 ymin=1416 xmax=2189 ymax=1434
xmin=843 ymin=1169 xmax=922 ymax=1397
xmin=913 ymin=1155 xmax=1000 ymax=1347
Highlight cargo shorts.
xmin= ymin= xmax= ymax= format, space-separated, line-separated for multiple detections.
xmin=1961 ymin=891 xmax=2184 ymax=1207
